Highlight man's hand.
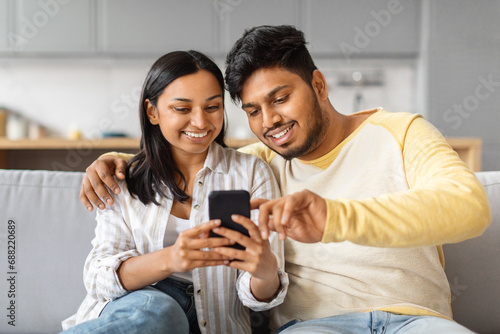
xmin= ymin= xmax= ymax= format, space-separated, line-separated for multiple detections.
xmin=254 ymin=189 xmax=327 ymax=243
xmin=80 ymin=155 xmax=128 ymax=211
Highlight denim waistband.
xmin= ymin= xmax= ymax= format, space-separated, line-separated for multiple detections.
xmin=159 ymin=276 xmax=194 ymax=296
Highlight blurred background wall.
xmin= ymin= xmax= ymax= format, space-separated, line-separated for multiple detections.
xmin=0 ymin=0 xmax=498 ymax=170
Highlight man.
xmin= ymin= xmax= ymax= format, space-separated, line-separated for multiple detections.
xmin=80 ymin=25 xmax=490 ymax=333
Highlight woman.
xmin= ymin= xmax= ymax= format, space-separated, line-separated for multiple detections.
xmin=61 ymin=51 xmax=287 ymax=334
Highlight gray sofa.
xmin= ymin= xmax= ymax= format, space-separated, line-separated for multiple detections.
xmin=0 ymin=169 xmax=498 ymax=334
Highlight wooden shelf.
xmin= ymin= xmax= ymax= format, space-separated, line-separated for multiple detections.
xmin=0 ymin=137 xmax=258 ymax=150
xmin=0 ymin=137 xmax=140 ymax=170
xmin=0 ymin=137 xmax=259 ymax=150
xmin=0 ymin=137 xmax=140 ymax=150
xmin=0 ymin=137 xmax=482 ymax=172
xmin=225 ymin=137 xmax=259 ymax=148
xmin=446 ymin=137 xmax=482 ymax=172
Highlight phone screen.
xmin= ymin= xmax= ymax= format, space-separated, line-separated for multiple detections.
xmin=208 ymin=190 xmax=250 ymax=250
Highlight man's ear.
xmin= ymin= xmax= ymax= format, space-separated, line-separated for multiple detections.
xmin=145 ymin=99 xmax=159 ymax=125
xmin=311 ymin=70 xmax=329 ymax=101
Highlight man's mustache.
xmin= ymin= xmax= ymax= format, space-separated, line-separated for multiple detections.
xmin=263 ymin=121 xmax=295 ymax=137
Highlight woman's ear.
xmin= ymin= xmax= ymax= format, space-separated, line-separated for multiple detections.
xmin=311 ymin=70 xmax=329 ymax=101
xmin=145 ymin=99 xmax=159 ymax=125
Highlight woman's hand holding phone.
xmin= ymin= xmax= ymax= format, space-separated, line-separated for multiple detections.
xmin=163 ymin=220 xmax=235 ymax=274
xmin=118 ymin=220 xmax=235 ymax=291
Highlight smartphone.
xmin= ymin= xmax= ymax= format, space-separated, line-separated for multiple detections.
xmin=208 ymin=190 xmax=250 ymax=250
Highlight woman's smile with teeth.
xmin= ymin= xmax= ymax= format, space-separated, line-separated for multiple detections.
xmin=271 ymin=124 xmax=293 ymax=139
xmin=184 ymin=131 xmax=208 ymax=138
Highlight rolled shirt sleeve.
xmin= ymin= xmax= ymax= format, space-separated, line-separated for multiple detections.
xmin=83 ymin=187 xmax=140 ymax=302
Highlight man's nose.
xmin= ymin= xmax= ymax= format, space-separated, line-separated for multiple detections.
xmin=262 ymin=108 xmax=282 ymax=129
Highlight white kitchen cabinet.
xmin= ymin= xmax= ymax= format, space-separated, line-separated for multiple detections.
xmin=219 ymin=0 xmax=302 ymax=52
xmin=0 ymin=0 xmax=10 ymax=52
xmin=99 ymin=0 xmax=218 ymax=56
xmin=305 ymin=0 xmax=421 ymax=57
xmin=11 ymin=0 xmax=94 ymax=53
xmin=1 ymin=0 xmax=422 ymax=58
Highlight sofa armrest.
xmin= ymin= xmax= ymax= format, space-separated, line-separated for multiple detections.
xmin=444 ymin=171 xmax=500 ymax=334
xmin=0 ymin=169 xmax=96 ymax=334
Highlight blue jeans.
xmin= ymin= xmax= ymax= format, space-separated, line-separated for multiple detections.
xmin=62 ymin=277 xmax=199 ymax=334
xmin=275 ymin=310 xmax=475 ymax=334
xmin=154 ymin=277 xmax=200 ymax=334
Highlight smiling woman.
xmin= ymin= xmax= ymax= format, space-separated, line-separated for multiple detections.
xmin=61 ymin=50 xmax=288 ymax=334
xmin=145 ymin=70 xmax=224 ymax=162
xmin=127 ymin=51 xmax=227 ymax=207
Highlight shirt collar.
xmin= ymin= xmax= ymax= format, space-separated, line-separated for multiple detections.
xmin=203 ymin=142 xmax=229 ymax=174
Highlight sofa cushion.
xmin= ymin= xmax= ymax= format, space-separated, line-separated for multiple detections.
xmin=0 ymin=169 xmax=499 ymax=333
xmin=0 ymin=169 xmax=95 ymax=334
xmin=444 ymin=171 xmax=500 ymax=334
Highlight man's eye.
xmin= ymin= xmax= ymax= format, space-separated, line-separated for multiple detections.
xmin=248 ymin=109 xmax=260 ymax=117
xmin=274 ymin=95 xmax=288 ymax=104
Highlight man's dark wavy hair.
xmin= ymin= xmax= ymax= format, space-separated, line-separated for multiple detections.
xmin=225 ymin=25 xmax=318 ymax=103
xmin=127 ymin=50 xmax=226 ymax=205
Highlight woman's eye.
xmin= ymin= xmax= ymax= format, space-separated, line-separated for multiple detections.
xmin=173 ymin=107 xmax=189 ymax=112
xmin=206 ymin=105 xmax=220 ymax=112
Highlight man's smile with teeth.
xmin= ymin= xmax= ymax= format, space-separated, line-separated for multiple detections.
xmin=184 ymin=131 xmax=208 ymax=138
xmin=270 ymin=124 xmax=293 ymax=139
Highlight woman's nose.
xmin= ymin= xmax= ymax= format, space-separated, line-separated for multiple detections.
xmin=191 ymin=109 xmax=208 ymax=128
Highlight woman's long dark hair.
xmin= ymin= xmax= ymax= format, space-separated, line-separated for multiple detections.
xmin=126 ymin=50 xmax=227 ymax=205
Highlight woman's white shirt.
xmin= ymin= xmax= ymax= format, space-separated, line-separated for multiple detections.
xmin=62 ymin=143 xmax=288 ymax=334
xmin=165 ymin=214 xmax=193 ymax=282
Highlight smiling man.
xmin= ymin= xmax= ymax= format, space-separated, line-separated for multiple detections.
xmin=239 ymin=66 xmax=332 ymax=161
xmin=80 ymin=25 xmax=490 ymax=334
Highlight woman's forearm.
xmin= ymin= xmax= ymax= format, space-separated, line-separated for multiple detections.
xmin=117 ymin=248 xmax=173 ymax=291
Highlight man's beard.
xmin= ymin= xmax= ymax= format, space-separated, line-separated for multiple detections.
xmin=267 ymin=96 xmax=329 ymax=161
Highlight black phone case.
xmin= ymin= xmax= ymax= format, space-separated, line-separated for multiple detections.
xmin=208 ymin=190 xmax=250 ymax=250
